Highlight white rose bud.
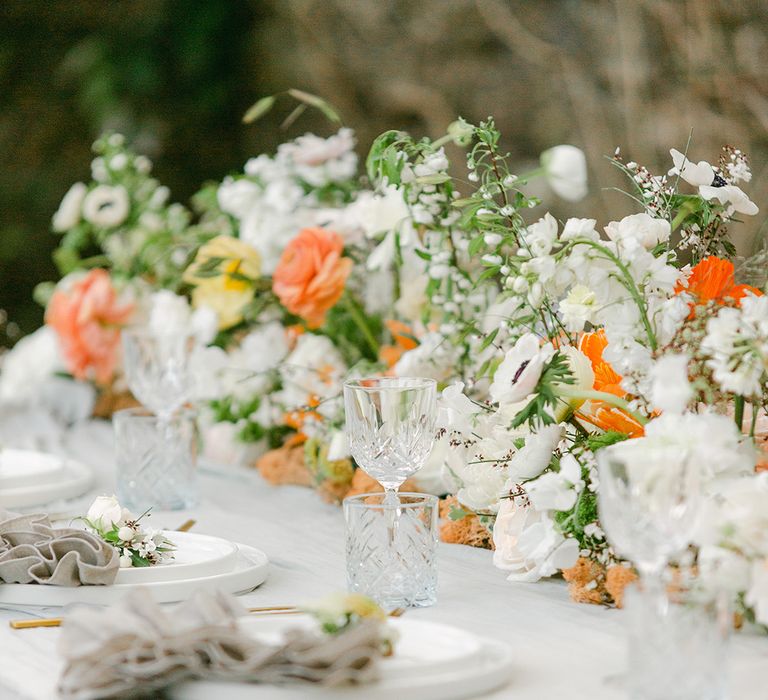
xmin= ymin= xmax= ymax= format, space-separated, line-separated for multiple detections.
xmin=119 ymin=553 xmax=133 ymax=568
xmin=86 ymin=495 xmax=123 ymax=530
xmin=117 ymin=526 xmax=135 ymax=542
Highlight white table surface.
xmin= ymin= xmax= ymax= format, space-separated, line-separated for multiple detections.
xmin=0 ymin=410 xmax=766 ymax=699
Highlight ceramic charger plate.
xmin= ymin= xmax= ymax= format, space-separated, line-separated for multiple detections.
xmin=0 ymin=449 xmax=92 ymax=509
xmin=172 ymin=615 xmax=515 ymax=700
xmin=0 ymin=533 xmax=268 ymax=606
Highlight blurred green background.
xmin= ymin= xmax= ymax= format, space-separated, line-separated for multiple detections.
xmin=2 ymin=0 xmax=767 ymax=342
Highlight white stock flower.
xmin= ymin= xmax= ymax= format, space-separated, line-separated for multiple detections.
xmin=559 ymin=284 xmax=597 ymax=332
xmin=87 ymin=495 xmax=124 ymax=530
xmin=82 ymin=185 xmax=130 ymax=228
xmin=561 ymin=217 xmax=599 ymax=242
xmin=604 ymin=213 xmax=671 ymax=250
xmin=52 ymin=182 xmax=87 ymax=232
xmin=649 ymin=353 xmax=693 ymax=414
xmin=520 ymin=213 xmax=558 ymax=257
xmin=702 ymin=295 xmax=768 ymax=398
xmin=541 ymin=145 xmax=588 ymax=202
xmin=507 ymin=425 xmax=563 ymax=481
xmin=668 ymin=148 xmax=716 ymax=187
xmin=747 ymin=560 xmax=768 ymax=626
xmin=278 ymin=128 xmax=357 ymax=187
xmin=489 ymin=334 xmax=555 ymax=406
xmin=699 ymin=184 xmax=758 ymax=217
xmin=348 ymin=185 xmax=411 ymax=240
xmin=493 ymin=497 xmax=579 ymax=582
xmin=217 ymin=178 xmax=261 ymax=219
xmin=527 ymin=453 xmax=584 ymax=512
xmin=644 ymin=412 xmax=755 ymax=481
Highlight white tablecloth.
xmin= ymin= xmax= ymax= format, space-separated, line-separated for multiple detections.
xmin=0 ymin=413 xmax=766 ymax=699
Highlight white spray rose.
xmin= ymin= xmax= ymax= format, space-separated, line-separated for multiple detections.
xmin=604 ymin=213 xmax=671 ymax=250
xmin=82 ymin=185 xmax=130 ymax=228
xmin=52 ymin=182 xmax=87 ymax=232
xmin=86 ymin=495 xmax=124 ymax=530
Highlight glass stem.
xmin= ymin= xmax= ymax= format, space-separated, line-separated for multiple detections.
xmin=384 ymin=487 xmax=400 ymax=549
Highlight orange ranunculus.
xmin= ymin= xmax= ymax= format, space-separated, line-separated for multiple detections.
xmin=675 ymin=256 xmax=762 ymax=315
xmin=45 ymin=269 xmax=134 ymax=384
xmin=379 ymin=320 xmax=419 ymax=368
xmin=272 ymin=227 xmax=353 ymax=329
xmin=576 ymin=330 xmax=644 ymax=437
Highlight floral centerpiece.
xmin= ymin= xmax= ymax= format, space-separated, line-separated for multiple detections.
xmin=2 ymin=98 xmax=767 ymax=625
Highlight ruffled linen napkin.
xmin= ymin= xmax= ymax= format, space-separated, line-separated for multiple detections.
xmin=59 ymin=589 xmax=385 ymax=699
xmin=0 ymin=510 xmax=119 ymax=586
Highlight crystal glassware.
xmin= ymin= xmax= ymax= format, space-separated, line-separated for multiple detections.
xmin=624 ymin=583 xmax=730 ymax=700
xmin=114 ymin=407 xmax=198 ymax=512
xmin=596 ymin=441 xmax=702 ymax=586
xmin=121 ymin=327 xmax=194 ymax=420
xmin=343 ymin=377 xmax=437 ymax=503
xmin=344 ymin=492 xmax=438 ymax=609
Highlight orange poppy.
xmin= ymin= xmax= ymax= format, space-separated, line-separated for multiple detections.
xmin=676 ymin=256 xmax=762 ymax=314
xmin=576 ymin=330 xmax=644 ymax=437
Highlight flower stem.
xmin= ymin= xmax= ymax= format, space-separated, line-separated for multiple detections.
xmin=734 ymin=395 xmax=745 ymax=432
xmin=568 ymin=414 xmax=591 ymax=439
xmin=556 ymin=387 xmax=648 ymax=426
xmin=343 ymin=293 xmax=380 ymax=358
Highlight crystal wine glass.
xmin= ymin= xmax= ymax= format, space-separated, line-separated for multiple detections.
xmin=343 ymin=377 xmax=437 ymax=504
xmin=597 ymin=440 xmax=702 ymax=596
xmin=121 ymin=327 xmax=194 ymax=421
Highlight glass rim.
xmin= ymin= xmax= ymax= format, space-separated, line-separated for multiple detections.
xmin=113 ymin=406 xmax=197 ymax=420
xmin=343 ymin=377 xmax=437 ymax=392
xmin=343 ymin=492 xmax=438 ymax=509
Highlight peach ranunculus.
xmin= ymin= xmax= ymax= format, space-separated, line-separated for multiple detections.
xmin=272 ymin=227 xmax=352 ymax=328
xmin=45 ymin=269 xmax=134 ymax=384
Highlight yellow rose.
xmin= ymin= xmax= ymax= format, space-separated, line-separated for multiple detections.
xmin=183 ymin=236 xmax=261 ymax=330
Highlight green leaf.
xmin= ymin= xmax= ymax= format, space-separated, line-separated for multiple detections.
xmin=448 ymin=503 xmax=470 ymax=521
xmin=479 ymin=328 xmax=499 ymax=351
xmin=468 ymin=235 xmax=485 ymax=256
xmin=33 ymin=281 xmax=56 ymax=307
xmin=53 ymin=247 xmax=81 ymax=275
xmin=287 ymin=89 xmax=341 ymax=123
xmin=415 ymin=174 xmax=451 ymax=185
xmin=243 ymin=95 xmax=276 ymax=124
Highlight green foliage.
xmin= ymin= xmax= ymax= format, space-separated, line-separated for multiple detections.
xmin=511 ymin=351 xmax=575 ymax=428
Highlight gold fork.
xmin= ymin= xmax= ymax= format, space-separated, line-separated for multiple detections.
xmin=10 ymin=605 xmax=406 ymax=629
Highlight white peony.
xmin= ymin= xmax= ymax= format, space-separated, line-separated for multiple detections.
xmin=82 ymin=185 xmax=130 ymax=228
xmin=489 ymin=334 xmax=554 ymax=406
xmin=86 ymin=495 xmax=124 ymax=530
xmin=0 ymin=327 xmax=63 ymax=404
xmin=493 ymin=497 xmax=579 ymax=582
xmin=604 ymin=213 xmax=671 ymax=250
xmin=540 ymin=145 xmax=588 ymax=202
xmin=52 ymin=182 xmax=87 ymax=232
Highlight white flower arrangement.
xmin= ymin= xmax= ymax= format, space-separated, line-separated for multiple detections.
xmin=83 ymin=496 xmax=175 ymax=568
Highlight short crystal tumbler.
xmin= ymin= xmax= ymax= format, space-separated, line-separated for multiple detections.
xmin=344 ymin=492 xmax=438 ymax=609
xmin=114 ymin=408 xmax=198 ymax=512
xmin=624 ymin=585 xmax=730 ymax=700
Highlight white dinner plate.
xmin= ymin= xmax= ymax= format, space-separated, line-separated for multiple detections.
xmin=116 ymin=532 xmax=240 ymax=585
xmin=0 ymin=543 xmax=268 ymax=606
xmin=0 ymin=450 xmax=92 ymax=509
xmin=171 ymin=616 xmax=515 ymax=700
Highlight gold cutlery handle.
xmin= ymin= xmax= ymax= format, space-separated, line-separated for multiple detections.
xmin=10 ymin=618 xmax=63 ymax=629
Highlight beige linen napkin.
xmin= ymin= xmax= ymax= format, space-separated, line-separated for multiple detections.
xmin=0 ymin=510 xmax=119 ymax=586
xmin=59 ymin=589 xmax=385 ymax=699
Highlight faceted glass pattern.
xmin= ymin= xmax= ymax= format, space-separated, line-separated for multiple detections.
xmin=344 ymin=493 xmax=438 ymax=609
xmin=122 ymin=328 xmax=193 ymax=419
xmin=343 ymin=377 xmax=437 ymax=492
xmin=114 ymin=407 xmax=198 ymax=512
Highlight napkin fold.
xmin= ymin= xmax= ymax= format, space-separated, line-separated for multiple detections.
xmin=59 ymin=589 xmax=385 ymax=699
xmin=0 ymin=510 xmax=119 ymax=586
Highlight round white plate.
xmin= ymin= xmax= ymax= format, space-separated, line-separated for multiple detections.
xmin=0 ymin=449 xmax=67 ymax=489
xmin=0 ymin=451 xmax=92 ymax=509
xmin=0 ymin=543 xmax=268 ymax=607
xmin=172 ymin=616 xmax=514 ymax=700
xmin=116 ymin=532 xmax=239 ymax=585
